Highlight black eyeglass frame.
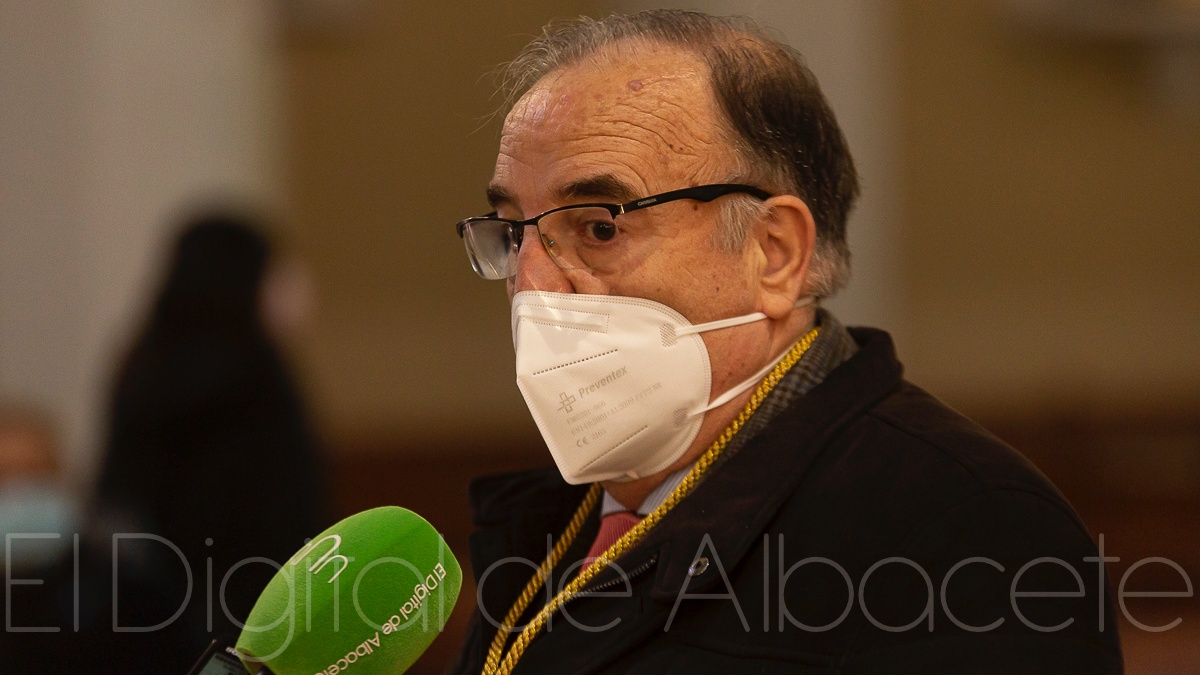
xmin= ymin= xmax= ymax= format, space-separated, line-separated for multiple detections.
xmin=454 ymin=183 xmax=773 ymax=241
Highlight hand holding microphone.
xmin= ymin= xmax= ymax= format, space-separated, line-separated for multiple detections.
xmin=230 ymin=507 xmax=462 ymax=675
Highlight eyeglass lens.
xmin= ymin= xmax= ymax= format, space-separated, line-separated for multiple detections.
xmin=462 ymin=206 xmax=633 ymax=280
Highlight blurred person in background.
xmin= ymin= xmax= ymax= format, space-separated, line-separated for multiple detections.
xmin=0 ymin=406 xmax=79 ymax=637
xmin=0 ymin=406 xmax=145 ymax=672
xmin=94 ymin=209 xmax=329 ymax=670
xmin=0 ymin=408 xmax=73 ymax=553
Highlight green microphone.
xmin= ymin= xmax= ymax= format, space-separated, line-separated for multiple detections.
xmin=234 ymin=507 xmax=462 ymax=675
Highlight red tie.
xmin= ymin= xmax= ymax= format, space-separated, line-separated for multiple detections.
xmin=585 ymin=511 xmax=642 ymax=561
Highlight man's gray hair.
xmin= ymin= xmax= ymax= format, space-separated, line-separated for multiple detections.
xmin=500 ymin=10 xmax=860 ymax=298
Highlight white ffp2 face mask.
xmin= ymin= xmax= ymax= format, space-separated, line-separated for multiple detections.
xmin=512 ymin=291 xmax=812 ymax=484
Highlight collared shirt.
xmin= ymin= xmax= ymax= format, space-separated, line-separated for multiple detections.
xmin=599 ymin=309 xmax=858 ymax=517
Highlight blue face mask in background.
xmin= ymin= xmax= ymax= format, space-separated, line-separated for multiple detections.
xmin=0 ymin=480 xmax=79 ymax=572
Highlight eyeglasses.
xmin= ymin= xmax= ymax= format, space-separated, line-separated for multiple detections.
xmin=455 ymin=183 xmax=772 ymax=280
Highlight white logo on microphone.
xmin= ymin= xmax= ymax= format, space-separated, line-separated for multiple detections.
xmin=288 ymin=534 xmax=349 ymax=583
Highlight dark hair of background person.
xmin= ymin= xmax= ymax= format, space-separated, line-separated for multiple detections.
xmin=92 ymin=210 xmax=330 ymax=672
xmin=501 ymin=9 xmax=859 ymax=297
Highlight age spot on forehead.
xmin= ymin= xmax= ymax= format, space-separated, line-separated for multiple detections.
xmin=627 ymin=79 xmax=643 ymax=91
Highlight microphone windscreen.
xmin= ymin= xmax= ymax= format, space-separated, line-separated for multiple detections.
xmin=235 ymin=506 xmax=462 ymax=675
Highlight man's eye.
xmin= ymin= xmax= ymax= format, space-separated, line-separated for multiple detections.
xmin=584 ymin=220 xmax=618 ymax=242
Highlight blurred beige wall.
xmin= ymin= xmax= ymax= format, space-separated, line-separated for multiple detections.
xmin=893 ymin=0 xmax=1200 ymax=418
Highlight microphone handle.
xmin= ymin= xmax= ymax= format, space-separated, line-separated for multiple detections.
xmin=186 ymin=637 xmax=275 ymax=675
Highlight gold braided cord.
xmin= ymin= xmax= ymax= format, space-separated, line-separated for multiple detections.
xmin=482 ymin=327 xmax=820 ymax=675
xmin=482 ymin=483 xmax=601 ymax=674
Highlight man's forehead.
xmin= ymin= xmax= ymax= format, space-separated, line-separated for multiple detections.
xmin=506 ymin=48 xmax=712 ymax=137
xmin=494 ymin=46 xmax=732 ymax=205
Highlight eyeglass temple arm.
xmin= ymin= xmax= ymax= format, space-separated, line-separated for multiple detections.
xmin=619 ymin=184 xmax=772 ymax=214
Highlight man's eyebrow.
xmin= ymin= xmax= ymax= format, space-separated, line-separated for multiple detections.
xmin=485 ymin=174 xmax=640 ymax=212
xmin=554 ymin=174 xmax=640 ymax=204
xmin=485 ymin=184 xmax=512 ymax=209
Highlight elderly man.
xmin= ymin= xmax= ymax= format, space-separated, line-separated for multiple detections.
xmin=451 ymin=10 xmax=1122 ymax=675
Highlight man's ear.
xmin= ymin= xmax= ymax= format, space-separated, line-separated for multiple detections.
xmin=752 ymin=194 xmax=815 ymax=320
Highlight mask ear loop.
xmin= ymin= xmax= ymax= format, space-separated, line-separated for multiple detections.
xmin=694 ymin=348 xmax=789 ymax=414
xmin=674 ymin=297 xmax=813 ymax=337
xmin=682 ymin=296 xmax=816 ymax=414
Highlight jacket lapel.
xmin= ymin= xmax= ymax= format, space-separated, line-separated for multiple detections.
xmin=641 ymin=328 xmax=903 ymax=600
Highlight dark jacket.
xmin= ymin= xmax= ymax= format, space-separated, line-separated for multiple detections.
xmin=452 ymin=328 xmax=1124 ymax=674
